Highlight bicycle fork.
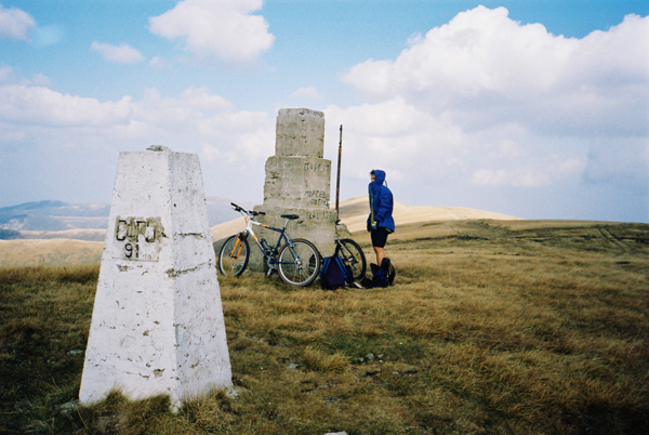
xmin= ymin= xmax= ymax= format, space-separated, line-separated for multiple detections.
xmin=229 ymin=237 xmax=245 ymax=258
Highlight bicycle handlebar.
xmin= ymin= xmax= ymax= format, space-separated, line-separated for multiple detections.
xmin=230 ymin=202 xmax=265 ymax=217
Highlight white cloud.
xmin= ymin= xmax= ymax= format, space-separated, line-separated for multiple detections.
xmin=0 ymin=80 xmax=273 ymax=161
xmin=291 ymin=87 xmax=321 ymax=99
xmin=0 ymin=77 xmax=275 ymax=207
xmin=148 ymin=0 xmax=274 ymax=63
xmin=0 ymin=66 xmax=14 ymax=83
xmin=342 ymin=7 xmax=649 ymax=137
xmin=91 ymin=42 xmax=144 ymax=64
xmin=0 ymin=5 xmax=35 ymax=40
xmin=469 ymin=155 xmax=588 ymax=188
xmin=149 ymin=56 xmax=171 ymax=70
xmin=0 ymin=66 xmax=51 ymax=87
xmin=334 ymin=6 xmax=648 ymax=218
xmin=325 ymin=98 xmax=586 ymax=189
xmin=0 ymin=84 xmax=132 ymax=127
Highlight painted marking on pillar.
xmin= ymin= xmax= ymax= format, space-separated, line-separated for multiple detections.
xmin=305 ymin=190 xmax=330 ymax=208
xmin=305 ymin=210 xmax=336 ymax=220
xmin=305 ymin=190 xmax=330 ymax=200
xmin=304 ymin=162 xmax=330 ymax=173
xmin=114 ymin=217 xmax=164 ymax=262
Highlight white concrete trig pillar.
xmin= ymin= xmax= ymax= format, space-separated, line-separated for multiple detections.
xmin=79 ymin=146 xmax=232 ymax=409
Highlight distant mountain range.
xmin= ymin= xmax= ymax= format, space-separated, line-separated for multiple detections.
xmin=0 ymin=196 xmax=249 ymax=240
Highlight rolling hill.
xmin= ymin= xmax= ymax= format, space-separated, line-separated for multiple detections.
xmin=210 ymin=195 xmax=520 ymax=242
xmin=1 ymin=196 xmax=522 ymax=268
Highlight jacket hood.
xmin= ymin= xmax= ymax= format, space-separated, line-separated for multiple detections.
xmin=372 ymin=169 xmax=386 ymax=185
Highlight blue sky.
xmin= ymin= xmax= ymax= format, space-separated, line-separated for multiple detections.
xmin=1 ymin=0 xmax=648 ymax=223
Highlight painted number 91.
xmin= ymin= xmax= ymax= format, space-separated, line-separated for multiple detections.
xmin=124 ymin=242 xmax=139 ymax=259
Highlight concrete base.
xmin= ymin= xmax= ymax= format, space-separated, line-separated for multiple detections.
xmin=249 ymin=205 xmax=336 ymax=272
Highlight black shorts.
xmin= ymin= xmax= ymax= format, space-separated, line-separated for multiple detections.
xmin=371 ymin=227 xmax=389 ymax=248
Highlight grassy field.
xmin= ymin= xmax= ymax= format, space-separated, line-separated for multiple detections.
xmin=0 ymin=239 xmax=103 ymax=268
xmin=1 ymin=220 xmax=647 ymax=434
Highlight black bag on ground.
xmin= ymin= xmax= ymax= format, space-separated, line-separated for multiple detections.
xmin=365 ymin=258 xmax=396 ymax=288
xmin=320 ymin=256 xmax=350 ymax=290
xmin=384 ymin=257 xmax=396 ymax=285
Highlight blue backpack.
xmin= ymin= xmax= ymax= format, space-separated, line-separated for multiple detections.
xmin=320 ymin=256 xmax=350 ymax=290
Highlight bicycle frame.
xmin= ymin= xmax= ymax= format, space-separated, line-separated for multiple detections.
xmin=229 ymin=209 xmax=298 ymax=271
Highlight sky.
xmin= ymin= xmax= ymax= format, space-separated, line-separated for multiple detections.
xmin=0 ymin=0 xmax=647 ymax=223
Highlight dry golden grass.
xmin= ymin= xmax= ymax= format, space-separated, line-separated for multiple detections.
xmin=1 ymin=220 xmax=647 ymax=434
xmin=336 ymin=196 xmax=520 ymax=233
xmin=0 ymin=239 xmax=103 ymax=268
xmin=19 ymin=229 xmax=107 ymax=242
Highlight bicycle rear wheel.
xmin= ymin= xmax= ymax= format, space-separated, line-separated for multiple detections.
xmin=336 ymin=238 xmax=366 ymax=281
xmin=218 ymin=235 xmax=250 ymax=276
xmin=277 ymin=238 xmax=321 ymax=286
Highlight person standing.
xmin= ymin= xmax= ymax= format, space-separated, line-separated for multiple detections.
xmin=367 ymin=169 xmax=395 ymax=267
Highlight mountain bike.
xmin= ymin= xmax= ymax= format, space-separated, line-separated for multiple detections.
xmin=218 ymin=203 xmax=322 ymax=287
xmin=334 ymin=223 xmax=367 ymax=281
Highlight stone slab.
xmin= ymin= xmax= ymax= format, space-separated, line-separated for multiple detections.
xmin=263 ymin=156 xmax=331 ymax=210
xmin=275 ymin=108 xmax=325 ymax=158
xmin=249 ymin=205 xmax=337 ymax=271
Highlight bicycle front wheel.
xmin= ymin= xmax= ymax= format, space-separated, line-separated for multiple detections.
xmin=218 ymin=235 xmax=250 ymax=276
xmin=277 ymin=238 xmax=321 ymax=286
xmin=336 ymin=238 xmax=366 ymax=281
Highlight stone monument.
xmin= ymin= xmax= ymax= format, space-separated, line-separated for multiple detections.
xmin=79 ymin=146 xmax=232 ymax=409
xmin=251 ymin=108 xmax=337 ymax=270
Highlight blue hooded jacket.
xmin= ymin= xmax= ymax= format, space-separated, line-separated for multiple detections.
xmin=367 ymin=169 xmax=395 ymax=233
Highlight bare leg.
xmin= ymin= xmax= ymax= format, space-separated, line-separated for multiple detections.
xmin=374 ymin=246 xmax=385 ymax=265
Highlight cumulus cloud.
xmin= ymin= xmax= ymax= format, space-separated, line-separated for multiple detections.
xmin=91 ymin=42 xmax=144 ymax=64
xmin=0 ymin=66 xmax=51 ymax=87
xmin=291 ymin=87 xmax=321 ymax=99
xmin=0 ymin=84 xmax=132 ymax=127
xmin=0 ymin=79 xmax=273 ymax=161
xmin=0 ymin=5 xmax=35 ymax=40
xmin=148 ymin=0 xmax=274 ymax=63
xmin=0 ymin=76 xmax=275 ymax=206
xmin=0 ymin=66 xmax=14 ymax=83
xmin=149 ymin=56 xmax=171 ymax=70
xmin=333 ymin=6 xmax=648 ymax=220
xmin=325 ymin=98 xmax=585 ymax=188
xmin=343 ymin=7 xmax=648 ymax=137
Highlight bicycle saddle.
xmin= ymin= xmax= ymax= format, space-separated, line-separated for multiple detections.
xmin=281 ymin=214 xmax=299 ymax=220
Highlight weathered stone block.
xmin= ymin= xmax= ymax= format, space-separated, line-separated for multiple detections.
xmin=252 ymin=205 xmax=337 ymax=259
xmin=79 ymin=147 xmax=232 ymax=409
xmin=263 ymin=156 xmax=331 ymax=210
xmin=275 ymin=108 xmax=325 ymax=158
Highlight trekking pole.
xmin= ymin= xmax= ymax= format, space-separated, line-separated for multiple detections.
xmin=335 ymin=124 xmax=343 ymax=220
